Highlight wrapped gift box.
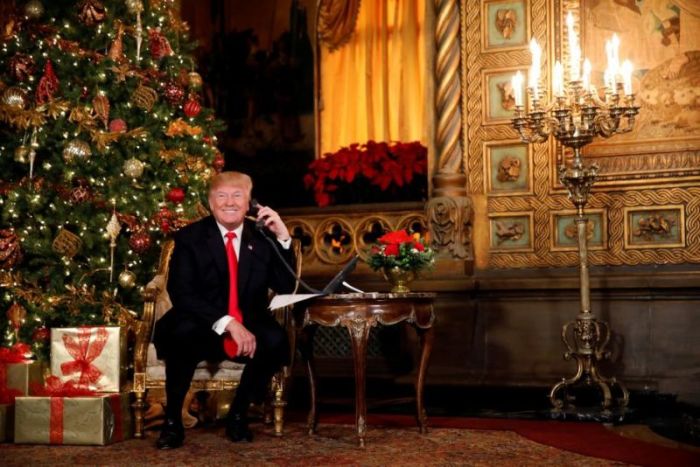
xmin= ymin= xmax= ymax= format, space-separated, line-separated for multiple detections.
xmin=50 ymin=326 xmax=126 ymax=392
xmin=1 ymin=361 xmax=44 ymax=395
xmin=0 ymin=404 xmax=13 ymax=442
xmin=14 ymin=393 xmax=132 ymax=445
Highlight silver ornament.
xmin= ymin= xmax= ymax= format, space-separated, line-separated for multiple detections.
xmin=62 ymin=139 xmax=92 ymax=163
xmin=123 ymin=158 xmax=145 ymax=178
xmin=2 ymin=87 xmax=29 ymax=109
xmin=24 ymin=0 xmax=44 ymax=19
xmin=118 ymin=269 xmax=137 ymax=289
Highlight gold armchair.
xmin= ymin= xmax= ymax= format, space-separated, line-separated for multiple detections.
xmin=131 ymin=239 xmax=301 ymax=438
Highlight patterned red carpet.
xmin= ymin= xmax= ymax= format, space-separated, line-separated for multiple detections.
xmin=2 ymin=415 xmax=699 ymax=466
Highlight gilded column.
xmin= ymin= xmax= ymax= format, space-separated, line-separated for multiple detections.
xmin=426 ymin=0 xmax=472 ymax=260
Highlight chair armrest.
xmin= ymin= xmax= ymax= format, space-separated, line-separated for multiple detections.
xmin=133 ymin=286 xmax=159 ymax=374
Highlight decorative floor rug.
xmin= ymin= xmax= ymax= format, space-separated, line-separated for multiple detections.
xmin=2 ymin=415 xmax=699 ymax=466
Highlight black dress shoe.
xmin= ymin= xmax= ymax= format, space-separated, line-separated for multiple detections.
xmin=156 ymin=419 xmax=184 ymax=449
xmin=225 ymin=413 xmax=253 ymax=442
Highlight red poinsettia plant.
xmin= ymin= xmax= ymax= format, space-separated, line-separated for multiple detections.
xmin=304 ymin=141 xmax=428 ymax=207
xmin=367 ymin=229 xmax=434 ymax=272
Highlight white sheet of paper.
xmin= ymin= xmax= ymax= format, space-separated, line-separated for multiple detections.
xmin=269 ymin=293 xmax=322 ymax=310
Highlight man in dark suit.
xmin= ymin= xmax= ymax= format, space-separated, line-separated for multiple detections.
xmin=153 ymin=171 xmax=296 ymax=449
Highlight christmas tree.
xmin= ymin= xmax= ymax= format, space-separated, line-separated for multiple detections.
xmin=0 ymin=0 xmax=224 ymax=355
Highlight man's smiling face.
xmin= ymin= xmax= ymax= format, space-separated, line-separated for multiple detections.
xmin=209 ymin=184 xmax=250 ymax=230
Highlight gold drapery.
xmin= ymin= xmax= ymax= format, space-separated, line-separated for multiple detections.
xmin=319 ymin=0 xmax=427 ymax=156
xmin=318 ymin=0 xmax=362 ymax=52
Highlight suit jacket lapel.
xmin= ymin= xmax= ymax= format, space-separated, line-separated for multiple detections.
xmin=237 ymin=224 xmax=255 ymax=296
xmin=204 ymin=216 xmax=228 ymax=280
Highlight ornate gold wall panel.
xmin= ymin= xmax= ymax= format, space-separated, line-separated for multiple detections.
xmin=283 ymin=203 xmax=428 ymax=275
xmin=462 ymin=0 xmax=700 ymax=269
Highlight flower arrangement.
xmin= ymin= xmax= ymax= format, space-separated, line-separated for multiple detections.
xmin=304 ymin=140 xmax=428 ymax=207
xmin=367 ymin=229 xmax=435 ymax=272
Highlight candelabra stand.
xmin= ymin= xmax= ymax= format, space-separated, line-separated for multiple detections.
xmin=512 ymin=82 xmax=638 ymax=415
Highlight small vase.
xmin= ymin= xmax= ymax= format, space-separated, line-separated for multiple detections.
xmin=382 ymin=267 xmax=416 ymax=293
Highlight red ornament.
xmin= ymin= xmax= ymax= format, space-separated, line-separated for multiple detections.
xmin=129 ymin=230 xmax=152 ymax=254
xmin=183 ymin=98 xmax=201 ymax=118
xmin=35 ymin=60 xmax=59 ymax=104
xmin=69 ymin=186 xmax=92 ymax=204
xmin=32 ymin=326 xmax=51 ymax=342
xmin=213 ymin=152 xmax=225 ymax=172
xmin=163 ymin=82 xmax=184 ymax=105
xmin=166 ymin=187 xmax=186 ymax=204
xmin=9 ymin=54 xmax=35 ymax=82
xmin=109 ymin=118 xmax=127 ymax=133
xmin=149 ymin=28 xmax=173 ymax=60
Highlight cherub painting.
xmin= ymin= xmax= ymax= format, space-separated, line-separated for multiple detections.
xmin=583 ymin=0 xmax=700 ymax=140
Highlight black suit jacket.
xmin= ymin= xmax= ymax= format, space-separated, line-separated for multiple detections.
xmin=153 ymin=216 xmax=296 ymax=359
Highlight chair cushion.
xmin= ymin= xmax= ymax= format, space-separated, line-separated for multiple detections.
xmin=145 ymin=273 xmax=245 ymax=382
xmin=146 ymin=343 xmax=245 ymax=381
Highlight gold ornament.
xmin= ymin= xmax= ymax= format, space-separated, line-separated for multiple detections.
xmin=14 ymin=145 xmax=31 ymax=163
xmin=92 ymin=93 xmax=110 ymax=129
xmin=0 ymin=228 xmax=23 ymax=270
xmin=6 ymin=302 xmax=27 ymax=338
xmin=188 ymin=71 xmax=203 ymax=89
xmin=77 ymin=0 xmax=106 ymax=27
xmin=132 ymin=84 xmax=158 ymax=111
xmin=106 ymin=212 xmax=122 ymax=241
xmin=118 ymin=269 xmax=137 ymax=289
xmin=126 ymin=0 xmax=144 ymax=14
xmin=108 ymin=21 xmax=125 ymax=62
xmin=2 ymin=86 xmax=29 ymax=109
xmin=52 ymin=227 xmax=83 ymax=258
xmin=24 ymin=0 xmax=44 ymax=19
xmin=62 ymin=138 xmax=92 ymax=163
xmin=123 ymin=157 xmax=145 ymax=178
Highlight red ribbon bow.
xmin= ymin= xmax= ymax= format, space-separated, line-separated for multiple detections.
xmin=59 ymin=327 xmax=109 ymax=389
xmin=31 ymin=375 xmax=97 ymax=397
xmin=0 ymin=343 xmax=32 ymax=364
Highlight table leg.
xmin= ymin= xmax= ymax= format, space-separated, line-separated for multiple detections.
xmin=415 ymin=326 xmax=434 ymax=434
xmin=346 ymin=319 xmax=371 ymax=448
xmin=299 ymin=325 xmax=318 ymax=435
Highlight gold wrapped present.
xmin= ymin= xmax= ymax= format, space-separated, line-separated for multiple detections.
xmin=14 ymin=393 xmax=132 ymax=445
xmin=50 ymin=326 xmax=126 ymax=392
xmin=1 ymin=361 xmax=44 ymax=395
xmin=0 ymin=404 xmax=13 ymax=442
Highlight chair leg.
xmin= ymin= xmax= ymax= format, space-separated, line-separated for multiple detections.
xmin=270 ymin=372 xmax=286 ymax=436
xmin=182 ymin=388 xmax=199 ymax=429
xmin=132 ymin=390 xmax=146 ymax=438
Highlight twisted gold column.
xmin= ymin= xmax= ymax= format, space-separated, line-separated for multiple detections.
xmin=427 ymin=0 xmax=472 ymax=260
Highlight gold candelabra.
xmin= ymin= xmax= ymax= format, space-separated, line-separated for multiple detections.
xmin=511 ymin=17 xmax=639 ymax=414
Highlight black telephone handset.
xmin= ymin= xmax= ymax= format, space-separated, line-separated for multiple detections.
xmin=248 ymin=199 xmax=266 ymax=230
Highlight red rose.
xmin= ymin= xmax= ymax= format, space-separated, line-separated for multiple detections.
xmin=379 ymin=230 xmax=413 ymax=245
xmin=384 ymin=244 xmax=399 ymax=256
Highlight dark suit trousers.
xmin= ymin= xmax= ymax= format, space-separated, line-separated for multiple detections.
xmin=162 ymin=314 xmax=290 ymax=424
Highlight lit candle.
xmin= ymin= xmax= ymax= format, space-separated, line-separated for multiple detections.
xmin=512 ymin=71 xmax=524 ymax=107
xmin=621 ymin=60 xmax=633 ymax=95
xmin=582 ymin=59 xmax=591 ymax=92
xmin=566 ymin=12 xmax=580 ymax=81
xmin=553 ymin=61 xmax=565 ymax=97
xmin=528 ymin=39 xmax=541 ymax=100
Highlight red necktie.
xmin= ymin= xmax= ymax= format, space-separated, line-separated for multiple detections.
xmin=223 ymin=231 xmax=242 ymax=358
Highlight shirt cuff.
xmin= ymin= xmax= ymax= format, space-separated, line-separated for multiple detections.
xmin=212 ymin=315 xmax=234 ymax=335
xmin=278 ymin=237 xmax=292 ymax=249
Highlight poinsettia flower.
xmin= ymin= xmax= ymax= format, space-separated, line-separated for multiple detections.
xmin=413 ymin=241 xmax=425 ymax=251
xmin=379 ymin=229 xmax=413 ymax=245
